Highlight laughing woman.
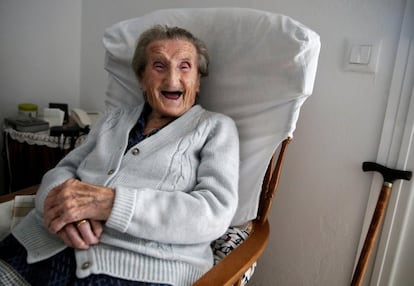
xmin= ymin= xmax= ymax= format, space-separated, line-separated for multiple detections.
xmin=0 ymin=25 xmax=239 ymax=286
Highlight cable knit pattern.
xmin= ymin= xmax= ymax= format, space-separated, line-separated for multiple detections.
xmin=12 ymin=104 xmax=239 ymax=286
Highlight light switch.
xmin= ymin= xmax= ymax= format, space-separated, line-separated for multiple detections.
xmin=359 ymin=45 xmax=372 ymax=64
xmin=345 ymin=40 xmax=381 ymax=73
xmin=349 ymin=44 xmax=372 ymax=65
xmin=349 ymin=46 xmax=361 ymax=64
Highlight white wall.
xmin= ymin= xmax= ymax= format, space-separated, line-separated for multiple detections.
xmin=0 ymin=0 xmax=82 ymax=192
xmin=0 ymin=0 xmax=82 ymax=119
xmin=0 ymin=0 xmax=407 ymax=285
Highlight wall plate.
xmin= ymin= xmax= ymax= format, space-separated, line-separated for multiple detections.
xmin=344 ymin=39 xmax=382 ymax=73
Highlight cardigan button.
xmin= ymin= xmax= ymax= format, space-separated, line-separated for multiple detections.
xmin=81 ymin=261 xmax=91 ymax=270
xmin=107 ymin=169 xmax=115 ymax=175
xmin=131 ymin=148 xmax=140 ymax=155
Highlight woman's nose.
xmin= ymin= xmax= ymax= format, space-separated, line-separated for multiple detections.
xmin=165 ymin=68 xmax=180 ymax=87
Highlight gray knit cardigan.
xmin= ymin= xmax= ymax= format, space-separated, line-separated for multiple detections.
xmin=12 ymin=104 xmax=239 ymax=286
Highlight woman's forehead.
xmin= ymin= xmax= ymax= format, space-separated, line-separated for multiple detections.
xmin=146 ymin=39 xmax=197 ymax=59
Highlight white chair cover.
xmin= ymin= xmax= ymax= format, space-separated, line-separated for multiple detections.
xmin=103 ymin=8 xmax=320 ymax=225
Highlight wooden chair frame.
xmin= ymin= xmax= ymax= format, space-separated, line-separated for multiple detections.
xmin=0 ymin=138 xmax=292 ymax=286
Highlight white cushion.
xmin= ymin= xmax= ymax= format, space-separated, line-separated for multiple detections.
xmin=0 ymin=200 xmax=14 ymax=241
xmin=103 ymin=8 xmax=320 ymax=225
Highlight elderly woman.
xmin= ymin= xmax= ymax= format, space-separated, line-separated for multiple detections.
xmin=0 ymin=25 xmax=239 ymax=286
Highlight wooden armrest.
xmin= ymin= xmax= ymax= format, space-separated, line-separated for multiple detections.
xmin=193 ymin=220 xmax=270 ymax=286
xmin=0 ymin=185 xmax=39 ymax=203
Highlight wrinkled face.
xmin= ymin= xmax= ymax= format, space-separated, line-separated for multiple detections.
xmin=140 ymin=39 xmax=200 ymax=118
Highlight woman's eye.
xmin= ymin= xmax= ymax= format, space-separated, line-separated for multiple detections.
xmin=179 ymin=62 xmax=191 ymax=71
xmin=153 ymin=62 xmax=165 ymax=70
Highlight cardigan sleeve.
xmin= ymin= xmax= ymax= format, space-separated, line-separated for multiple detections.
xmin=106 ymin=113 xmax=240 ymax=245
xmin=34 ymin=111 xmax=111 ymax=215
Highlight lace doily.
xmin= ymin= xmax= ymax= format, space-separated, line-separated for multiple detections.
xmin=4 ymin=128 xmax=85 ymax=149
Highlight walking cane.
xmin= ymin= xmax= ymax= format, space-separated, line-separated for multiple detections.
xmin=351 ymin=162 xmax=412 ymax=286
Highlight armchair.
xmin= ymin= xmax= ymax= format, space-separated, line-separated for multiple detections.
xmin=0 ymin=7 xmax=320 ymax=285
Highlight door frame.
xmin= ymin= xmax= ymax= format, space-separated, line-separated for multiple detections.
xmin=356 ymin=1 xmax=414 ymax=285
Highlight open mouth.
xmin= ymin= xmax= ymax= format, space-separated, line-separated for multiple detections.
xmin=161 ymin=91 xmax=183 ymax=100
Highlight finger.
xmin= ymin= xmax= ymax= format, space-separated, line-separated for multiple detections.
xmin=76 ymin=220 xmax=99 ymax=245
xmin=45 ymin=211 xmax=70 ymax=234
xmin=44 ymin=184 xmax=64 ymax=210
xmin=44 ymin=194 xmax=59 ymax=216
xmin=44 ymin=185 xmax=69 ymax=227
xmin=65 ymin=224 xmax=89 ymax=249
xmin=44 ymin=209 xmax=61 ymax=234
xmin=44 ymin=178 xmax=78 ymax=212
xmin=57 ymin=229 xmax=75 ymax=248
xmin=90 ymin=220 xmax=103 ymax=238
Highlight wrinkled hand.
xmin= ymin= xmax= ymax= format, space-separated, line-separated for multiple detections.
xmin=58 ymin=219 xmax=103 ymax=249
xmin=44 ymin=178 xmax=115 ymax=236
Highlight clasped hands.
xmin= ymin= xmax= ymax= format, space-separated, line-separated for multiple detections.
xmin=43 ymin=178 xmax=115 ymax=250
